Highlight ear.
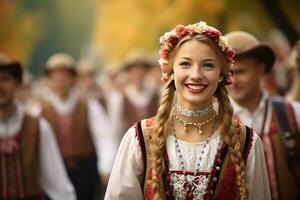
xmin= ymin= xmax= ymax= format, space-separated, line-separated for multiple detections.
xmin=257 ymin=62 xmax=266 ymax=75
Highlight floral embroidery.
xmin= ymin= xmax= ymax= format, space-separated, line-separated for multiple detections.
xmin=170 ymin=172 xmax=210 ymax=200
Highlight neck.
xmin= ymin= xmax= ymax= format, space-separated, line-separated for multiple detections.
xmin=132 ymin=82 xmax=144 ymax=92
xmin=0 ymin=103 xmax=16 ymax=120
xmin=238 ymin=90 xmax=263 ymax=113
xmin=57 ymin=90 xmax=70 ymax=101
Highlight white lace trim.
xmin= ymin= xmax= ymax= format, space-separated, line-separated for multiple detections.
xmin=170 ymin=172 xmax=210 ymax=200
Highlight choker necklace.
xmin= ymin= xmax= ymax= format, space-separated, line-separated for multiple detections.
xmin=174 ymin=104 xmax=214 ymax=117
xmin=173 ymin=111 xmax=217 ymax=134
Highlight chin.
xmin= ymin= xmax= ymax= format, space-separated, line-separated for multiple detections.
xmin=185 ymin=97 xmax=211 ymax=107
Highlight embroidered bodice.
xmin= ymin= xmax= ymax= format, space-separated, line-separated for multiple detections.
xmin=104 ymin=126 xmax=271 ymax=200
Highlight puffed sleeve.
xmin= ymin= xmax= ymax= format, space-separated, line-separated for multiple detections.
xmin=105 ymin=126 xmax=144 ymax=200
xmin=246 ymin=132 xmax=271 ymax=200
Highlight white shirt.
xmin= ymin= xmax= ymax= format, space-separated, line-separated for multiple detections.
xmin=44 ymin=88 xmax=117 ymax=174
xmin=0 ymin=104 xmax=76 ymax=200
xmin=231 ymin=91 xmax=300 ymax=135
xmin=105 ymin=126 xmax=271 ymax=200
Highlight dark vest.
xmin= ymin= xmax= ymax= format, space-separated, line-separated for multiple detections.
xmin=0 ymin=114 xmax=43 ymax=199
xmin=123 ymin=91 xmax=159 ymax=131
xmin=41 ymin=99 xmax=95 ymax=161
xmin=135 ymin=118 xmax=253 ymax=200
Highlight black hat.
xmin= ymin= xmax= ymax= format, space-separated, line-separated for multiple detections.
xmin=0 ymin=53 xmax=23 ymax=83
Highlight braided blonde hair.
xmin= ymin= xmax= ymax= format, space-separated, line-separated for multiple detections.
xmin=150 ymin=34 xmax=248 ymax=199
xmin=149 ymin=78 xmax=175 ymax=199
xmin=215 ymin=84 xmax=248 ymax=199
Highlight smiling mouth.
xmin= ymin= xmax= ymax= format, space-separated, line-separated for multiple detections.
xmin=185 ymin=84 xmax=206 ymax=94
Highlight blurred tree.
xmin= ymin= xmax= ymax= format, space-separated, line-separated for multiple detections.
xmin=1 ymin=0 xmax=299 ymax=73
xmin=28 ymin=0 xmax=95 ymax=75
xmin=0 ymin=1 xmax=43 ymax=64
xmin=94 ymin=0 xmax=299 ymax=67
xmin=259 ymin=0 xmax=299 ymax=46
xmin=93 ymin=0 xmax=227 ymax=67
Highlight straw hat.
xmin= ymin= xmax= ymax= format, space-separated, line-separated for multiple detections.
xmin=76 ymin=59 xmax=96 ymax=75
xmin=225 ymin=31 xmax=275 ymax=72
xmin=45 ymin=53 xmax=76 ymax=75
xmin=121 ymin=49 xmax=151 ymax=71
xmin=0 ymin=53 xmax=23 ymax=83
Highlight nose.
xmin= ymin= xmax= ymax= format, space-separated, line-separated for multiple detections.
xmin=190 ymin=66 xmax=203 ymax=81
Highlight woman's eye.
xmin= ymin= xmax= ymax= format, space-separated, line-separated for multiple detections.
xmin=203 ymin=63 xmax=214 ymax=68
xmin=179 ymin=62 xmax=191 ymax=67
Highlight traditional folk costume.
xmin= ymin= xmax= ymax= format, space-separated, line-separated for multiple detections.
xmin=231 ymin=91 xmax=300 ymax=200
xmin=107 ymin=84 xmax=159 ymax=145
xmin=0 ymin=104 xmax=75 ymax=200
xmin=123 ymin=84 xmax=159 ymax=130
xmin=105 ymin=117 xmax=270 ymax=200
xmin=41 ymin=88 xmax=116 ymax=200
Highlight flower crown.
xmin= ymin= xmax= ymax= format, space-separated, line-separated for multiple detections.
xmin=158 ymin=21 xmax=235 ymax=83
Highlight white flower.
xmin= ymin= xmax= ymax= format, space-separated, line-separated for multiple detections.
xmin=159 ymin=31 xmax=176 ymax=44
xmin=158 ymin=58 xmax=168 ymax=66
xmin=195 ymin=21 xmax=209 ymax=32
xmin=218 ymin=36 xmax=229 ymax=51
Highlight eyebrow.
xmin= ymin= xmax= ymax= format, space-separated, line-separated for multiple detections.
xmin=178 ymin=57 xmax=216 ymax=62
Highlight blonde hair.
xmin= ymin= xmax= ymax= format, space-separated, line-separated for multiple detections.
xmin=150 ymin=34 xmax=248 ymax=199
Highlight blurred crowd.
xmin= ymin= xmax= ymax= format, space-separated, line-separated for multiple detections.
xmin=0 ymin=30 xmax=300 ymax=199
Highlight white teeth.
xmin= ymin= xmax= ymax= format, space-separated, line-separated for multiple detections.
xmin=188 ymin=85 xmax=204 ymax=90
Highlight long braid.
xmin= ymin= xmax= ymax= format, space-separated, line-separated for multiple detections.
xmin=150 ymin=79 xmax=175 ymax=199
xmin=215 ymin=84 xmax=248 ymax=199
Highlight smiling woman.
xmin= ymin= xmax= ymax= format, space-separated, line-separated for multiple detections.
xmin=105 ymin=21 xmax=271 ymax=200
xmin=173 ymin=39 xmax=222 ymax=109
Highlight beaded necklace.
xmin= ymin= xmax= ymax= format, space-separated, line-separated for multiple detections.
xmin=171 ymin=115 xmax=220 ymax=199
xmin=173 ymin=110 xmax=217 ymax=134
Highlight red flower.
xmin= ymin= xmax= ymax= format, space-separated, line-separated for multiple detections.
xmin=160 ymin=49 xmax=169 ymax=60
xmin=166 ymin=35 xmax=178 ymax=46
xmin=204 ymin=29 xmax=222 ymax=38
xmin=160 ymin=64 xmax=168 ymax=73
xmin=162 ymin=42 xmax=172 ymax=51
xmin=225 ymin=48 xmax=235 ymax=63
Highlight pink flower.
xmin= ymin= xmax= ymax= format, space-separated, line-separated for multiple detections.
xmin=175 ymin=25 xmax=187 ymax=37
xmin=161 ymin=76 xmax=168 ymax=83
xmin=161 ymin=73 xmax=169 ymax=83
xmin=160 ymin=64 xmax=168 ymax=73
xmin=185 ymin=27 xmax=195 ymax=35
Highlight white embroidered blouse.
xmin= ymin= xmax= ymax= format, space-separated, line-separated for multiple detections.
xmin=105 ymin=126 xmax=271 ymax=200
